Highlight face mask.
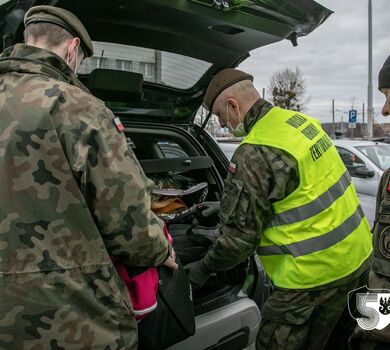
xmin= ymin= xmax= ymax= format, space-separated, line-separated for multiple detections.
xmin=226 ymin=103 xmax=246 ymax=137
xmin=74 ymin=47 xmax=79 ymax=75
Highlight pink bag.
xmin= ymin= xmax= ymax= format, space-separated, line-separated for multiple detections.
xmin=112 ymin=226 xmax=173 ymax=320
xmin=114 ymin=263 xmax=159 ymax=319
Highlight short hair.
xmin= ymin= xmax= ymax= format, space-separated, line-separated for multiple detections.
xmin=24 ymin=22 xmax=73 ymax=48
xmin=214 ymin=80 xmax=258 ymax=111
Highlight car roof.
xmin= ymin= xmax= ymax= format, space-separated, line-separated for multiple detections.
xmin=333 ymin=139 xmax=388 ymax=147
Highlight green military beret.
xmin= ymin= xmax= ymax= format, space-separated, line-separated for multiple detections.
xmin=203 ymin=68 xmax=253 ymax=111
xmin=24 ymin=5 xmax=93 ymax=58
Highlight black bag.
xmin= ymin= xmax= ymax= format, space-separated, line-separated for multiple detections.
xmin=138 ymin=260 xmax=195 ymax=350
xmin=168 ymin=223 xmax=219 ymax=265
xmin=168 ymin=223 xmax=245 ymax=294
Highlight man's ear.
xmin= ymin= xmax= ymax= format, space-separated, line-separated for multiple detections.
xmin=67 ymin=37 xmax=80 ymax=59
xmin=227 ymin=97 xmax=238 ymax=110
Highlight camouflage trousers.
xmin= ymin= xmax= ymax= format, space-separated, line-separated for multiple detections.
xmin=256 ymin=268 xmax=369 ymax=350
xmin=349 ymin=271 xmax=390 ymax=350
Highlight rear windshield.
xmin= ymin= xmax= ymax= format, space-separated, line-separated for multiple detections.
xmin=79 ymin=41 xmax=212 ymax=90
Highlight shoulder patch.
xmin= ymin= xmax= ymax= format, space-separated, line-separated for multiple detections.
xmin=113 ymin=117 xmax=124 ymax=132
xmin=228 ymin=162 xmax=237 ymax=174
xmin=379 ymin=227 xmax=390 ymax=259
xmin=387 ymin=178 xmax=390 ymax=193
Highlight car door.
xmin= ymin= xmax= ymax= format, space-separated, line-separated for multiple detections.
xmin=335 ymin=146 xmax=380 ymax=197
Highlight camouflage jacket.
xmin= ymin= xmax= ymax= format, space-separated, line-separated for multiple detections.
xmin=203 ymin=99 xmax=370 ymax=288
xmin=0 ymin=44 xmax=169 ymax=349
xmin=349 ymin=169 xmax=390 ymax=346
xmin=372 ymin=168 xmax=390 ymax=279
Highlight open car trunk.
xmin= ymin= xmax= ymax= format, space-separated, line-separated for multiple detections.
xmin=120 ymin=119 xmax=268 ymax=313
xmin=120 ymin=120 xmax=269 ymax=349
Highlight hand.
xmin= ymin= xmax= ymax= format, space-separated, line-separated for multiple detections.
xmin=163 ymin=247 xmax=178 ymax=270
xmin=184 ymin=260 xmax=211 ymax=290
xmin=196 ymin=201 xmax=220 ymax=217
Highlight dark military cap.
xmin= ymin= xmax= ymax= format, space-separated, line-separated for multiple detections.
xmin=379 ymin=54 xmax=390 ymax=90
xmin=203 ymin=68 xmax=253 ymax=111
xmin=24 ymin=5 xmax=93 ymax=58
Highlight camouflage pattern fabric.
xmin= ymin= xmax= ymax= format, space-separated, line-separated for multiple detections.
xmin=200 ymin=98 xmax=371 ymax=348
xmin=202 ymin=99 xmax=300 ymax=272
xmin=257 ymin=268 xmax=370 ymax=350
xmin=349 ymin=169 xmax=390 ymax=349
xmin=0 ymin=44 xmax=170 ymax=349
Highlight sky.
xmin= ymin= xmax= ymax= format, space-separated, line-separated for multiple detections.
xmin=238 ymin=0 xmax=389 ymax=124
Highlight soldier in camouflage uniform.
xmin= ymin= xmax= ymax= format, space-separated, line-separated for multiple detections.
xmin=349 ymin=55 xmax=390 ymax=349
xmin=187 ymin=69 xmax=372 ymax=349
xmin=0 ymin=5 xmax=176 ymax=350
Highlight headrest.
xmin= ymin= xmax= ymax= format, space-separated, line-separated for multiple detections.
xmin=87 ymin=69 xmax=143 ymax=102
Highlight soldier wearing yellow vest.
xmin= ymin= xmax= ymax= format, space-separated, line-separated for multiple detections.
xmin=186 ymin=68 xmax=373 ymax=349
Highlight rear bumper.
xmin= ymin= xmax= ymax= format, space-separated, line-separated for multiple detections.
xmin=167 ymin=298 xmax=261 ymax=350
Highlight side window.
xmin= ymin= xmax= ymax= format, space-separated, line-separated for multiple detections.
xmin=336 ymin=147 xmax=366 ymax=177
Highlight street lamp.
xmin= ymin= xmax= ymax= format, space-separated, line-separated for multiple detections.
xmin=367 ymin=0 xmax=374 ymax=138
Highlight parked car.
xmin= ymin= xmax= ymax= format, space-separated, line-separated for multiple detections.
xmin=333 ymin=139 xmax=390 ymax=198
xmin=218 ymin=140 xmax=241 ymax=161
xmin=0 ymin=0 xmax=332 ymax=349
xmin=220 ymin=139 xmax=390 ymax=199
xmin=357 ymin=193 xmax=376 ymax=228
xmin=372 ymin=136 xmax=390 ymax=144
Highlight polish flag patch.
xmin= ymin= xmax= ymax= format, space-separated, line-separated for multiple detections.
xmin=113 ymin=117 xmax=124 ymax=132
xmin=228 ymin=162 xmax=237 ymax=174
xmin=387 ymin=178 xmax=390 ymax=193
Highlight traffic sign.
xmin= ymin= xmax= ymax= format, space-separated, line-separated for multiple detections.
xmin=349 ymin=109 xmax=357 ymax=123
xmin=349 ymin=123 xmax=356 ymax=129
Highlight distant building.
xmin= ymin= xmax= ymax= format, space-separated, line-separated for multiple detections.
xmin=322 ymin=122 xmax=365 ymax=139
xmin=381 ymin=123 xmax=390 ymax=135
xmin=78 ymin=42 xmax=212 ymax=91
xmin=322 ymin=121 xmax=390 ymax=139
xmin=79 ymin=41 xmax=162 ymax=83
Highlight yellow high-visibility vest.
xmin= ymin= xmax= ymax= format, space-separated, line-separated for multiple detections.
xmin=242 ymin=107 xmax=372 ymax=289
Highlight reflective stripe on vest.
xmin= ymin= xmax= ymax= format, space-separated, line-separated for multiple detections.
xmin=267 ymin=170 xmax=351 ymax=228
xmin=258 ymin=205 xmax=364 ymax=257
xmin=242 ymin=106 xmax=372 ymax=289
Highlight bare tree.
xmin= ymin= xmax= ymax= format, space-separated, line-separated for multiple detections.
xmin=268 ymin=67 xmax=310 ymax=112
xmin=194 ymin=106 xmax=223 ymax=136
